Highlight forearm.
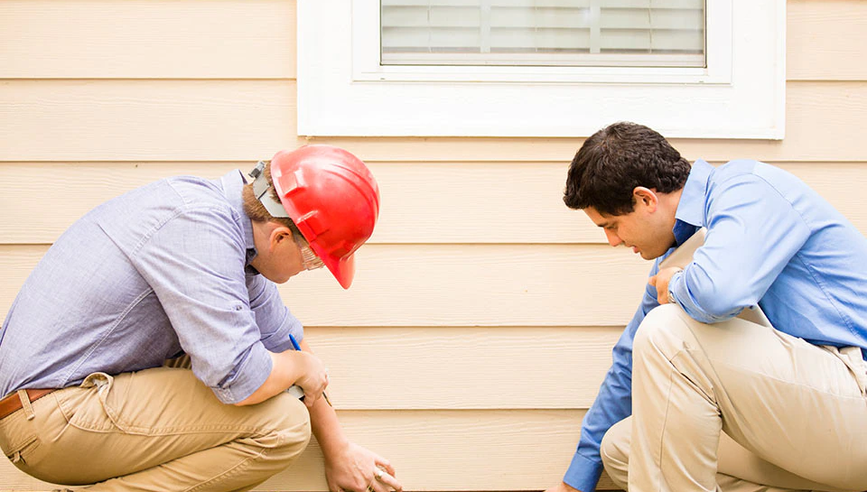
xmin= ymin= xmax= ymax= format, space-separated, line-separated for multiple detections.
xmin=309 ymin=393 xmax=349 ymax=456
xmin=298 ymin=338 xmax=350 ymax=456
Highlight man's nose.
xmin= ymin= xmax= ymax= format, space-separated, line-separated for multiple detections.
xmin=604 ymin=229 xmax=622 ymax=247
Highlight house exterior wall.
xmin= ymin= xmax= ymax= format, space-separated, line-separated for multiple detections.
xmin=0 ymin=0 xmax=864 ymax=490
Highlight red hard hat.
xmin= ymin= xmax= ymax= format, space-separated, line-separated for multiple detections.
xmin=267 ymin=145 xmax=380 ymax=289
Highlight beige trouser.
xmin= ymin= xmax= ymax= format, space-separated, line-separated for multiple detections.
xmin=0 ymin=367 xmax=312 ymax=491
xmin=600 ymin=304 xmax=867 ymax=492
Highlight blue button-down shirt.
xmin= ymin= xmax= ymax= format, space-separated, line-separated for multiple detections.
xmin=564 ymin=159 xmax=867 ymax=492
xmin=0 ymin=171 xmax=303 ymax=404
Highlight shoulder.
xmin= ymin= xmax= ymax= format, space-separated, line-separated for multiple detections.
xmin=710 ymin=160 xmax=809 ymax=199
xmin=118 ymin=176 xmax=245 ymax=255
xmin=161 ymin=175 xmax=244 ymax=226
xmin=709 ymin=159 xmax=760 ymax=183
xmin=166 ymin=176 xmax=232 ymax=209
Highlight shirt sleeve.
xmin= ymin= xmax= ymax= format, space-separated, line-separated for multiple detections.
xmin=669 ymin=174 xmax=811 ymax=323
xmin=563 ymin=264 xmax=661 ymax=492
xmin=129 ymin=206 xmax=273 ymax=404
xmin=246 ymin=274 xmax=304 ymax=353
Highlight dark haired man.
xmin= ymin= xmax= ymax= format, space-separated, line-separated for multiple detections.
xmin=547 ymin=122 xmax=867 ymax=492
xmin=0 ymin=146 xmax=403 ymax=492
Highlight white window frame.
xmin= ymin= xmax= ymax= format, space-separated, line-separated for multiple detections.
xmin=297 ymin=0 xmax=785 ymax=139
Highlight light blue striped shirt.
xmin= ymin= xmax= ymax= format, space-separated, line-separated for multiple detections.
xmin=564 ymin=159 xmax=867 ymax=492
xmin=0 ymin=170 xmax=303 ymax=404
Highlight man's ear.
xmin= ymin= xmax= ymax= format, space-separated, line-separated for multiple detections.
xmin=633 ymin=186 xmax=659 ymax=212
xmin=269 ymin=226 xmax=294 ymax=250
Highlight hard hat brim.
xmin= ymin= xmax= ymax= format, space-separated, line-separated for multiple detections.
xmin=319 ymin=249 xmax=356 ymax=290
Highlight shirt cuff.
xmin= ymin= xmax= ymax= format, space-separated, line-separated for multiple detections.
xmin=212 ymin=341 xmax=273 ymax=404
xmin=563 ymin=451 xmax=604 ymax=492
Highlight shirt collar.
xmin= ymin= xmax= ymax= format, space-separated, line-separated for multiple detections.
xmin=672 ymin=159 xmax=713 ymax=245
xmin=219 ymin=170 xmax=258 ymax=269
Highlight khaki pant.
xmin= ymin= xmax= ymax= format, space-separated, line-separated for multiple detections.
xmin=0 ymin=367 xmax=312 ymax=491
xmin=601 ymin=304 xmax=867 ymax=492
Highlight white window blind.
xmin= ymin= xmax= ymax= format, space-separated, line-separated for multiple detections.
xmin=381 ymin=0 xmax=705 ymax=67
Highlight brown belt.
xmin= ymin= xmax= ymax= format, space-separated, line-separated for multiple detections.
xmin=0 ymin=389 xmax=55 ymax=420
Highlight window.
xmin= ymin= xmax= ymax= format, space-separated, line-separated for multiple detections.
xmin=380 ymin=0 xmax=706 ymax=68
xmin=297 ymin=0 xmax=785 ymax=138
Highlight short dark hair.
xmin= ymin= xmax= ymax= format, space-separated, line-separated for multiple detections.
xmin=563 ymin=122 xmax=691 ymax=216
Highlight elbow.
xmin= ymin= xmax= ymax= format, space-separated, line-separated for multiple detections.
xmin=690 ymin=290 xmax=749 ymax=322
xmin=231 ymin=375 xmax=280 ymax=407
xmin=233 ymin=388 xmax=269 ymax=406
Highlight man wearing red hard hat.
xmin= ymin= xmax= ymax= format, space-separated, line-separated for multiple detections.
xmin=0 ymin=145 xmax=402 ymax=492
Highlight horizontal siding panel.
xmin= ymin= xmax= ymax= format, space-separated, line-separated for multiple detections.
xmin=264 ymin=410 xmax=619 ymax=491
xmin=304 ymin=326 xmax=617 ymax=409
xmin=2 ymin=162 xmax=867 ymax=245
xmin=0 ymin=82 xmax=864 ymax=162
xmin=0 ymin=244 xmax=651 ymax=327
xmin=788 ymin=0 xmax=867 ymax=81
xmin=0 ymin=410 xmax=618 ymax=491
xmin=0 ymin=80 xmax=297 ymax=162
xmin=0 ymin=0 xmax=296 ymax=79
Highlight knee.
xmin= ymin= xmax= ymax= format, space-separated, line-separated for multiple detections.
xmin=599 ymin=427 xmax=629 ymax=469
xmin=633 ymin=304 xmax=693 ymax=362
xmin=600 ymin=419 xmax=631 ymax=489
xmin=251 ymin=393 xmax=312 ymax=462
xmin=600 ymin=421 xmax=629 ymax=468
xmin=273 ymin=393 xmax=312 ymax=447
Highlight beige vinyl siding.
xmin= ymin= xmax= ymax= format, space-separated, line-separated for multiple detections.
xmin=0 ymin=1 xmax=864 ymax=491
xmin=0 ymin=0 xmax=297 ymax=78
xmin=787 ymin=0 xmax=867 ymax=81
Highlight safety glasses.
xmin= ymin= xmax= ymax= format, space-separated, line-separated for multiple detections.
xmin=296 ymin=237 xmax=325 ymax=271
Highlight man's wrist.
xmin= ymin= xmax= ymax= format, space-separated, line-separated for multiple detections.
xmin=560 ymin=481 xmax=580 ymax=492
xmin=667 ymin=269 xmax=683 ymax=305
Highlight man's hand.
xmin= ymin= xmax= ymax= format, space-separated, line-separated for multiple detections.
xmin=543 ymin=481 xmax=581 ymax=492
xmin=295 ymin=351 xmax=329 ymax=407
xmin=649 ymin=266 xmax=683 ymax=304
xmin=324 ymin=441 xmax=403 ymax=492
